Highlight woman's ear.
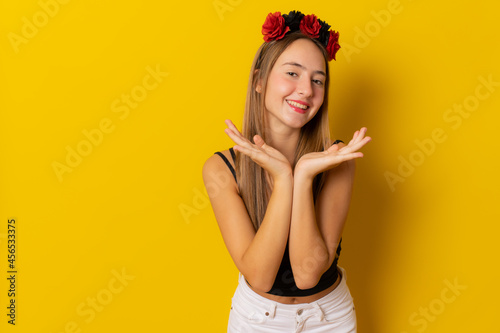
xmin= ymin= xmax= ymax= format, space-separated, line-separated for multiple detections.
xmin=254 ymin=69 xmax=262 ymax=93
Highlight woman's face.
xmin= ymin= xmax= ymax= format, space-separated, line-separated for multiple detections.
xmin=260 ymin=38 xmax=327 ymax=130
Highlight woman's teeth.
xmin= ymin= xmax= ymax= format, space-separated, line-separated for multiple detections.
xmin=287 ymin=100 xmax=309 ymax=110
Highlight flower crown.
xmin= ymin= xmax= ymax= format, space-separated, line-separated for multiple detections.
xmin=261 ymin=10 xmax=340 ymax=61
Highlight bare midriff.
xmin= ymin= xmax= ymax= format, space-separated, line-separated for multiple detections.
xmin=245 ymin=270 xmax=342 ymax=304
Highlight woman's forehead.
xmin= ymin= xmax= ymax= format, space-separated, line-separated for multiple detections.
xmin=275 ymin=39 xmax=326 ymax=72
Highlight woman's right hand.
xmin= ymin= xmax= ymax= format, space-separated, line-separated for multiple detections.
xmin=224 ymin=119 xmax=292 ymax=182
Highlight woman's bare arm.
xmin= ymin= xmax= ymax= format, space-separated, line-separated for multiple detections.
xmin=288 ymin=128 xmax=370 ymax=289
xmin=202 ymin=154 xmax=293 ymax=292
xmin=288 ymin=158 xmax=355 ymax=289
xmin=203 ymin=119 xmax=297 ymax=291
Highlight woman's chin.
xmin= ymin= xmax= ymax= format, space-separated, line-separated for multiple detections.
xmin=283 ymin=112 xmax=313 ymax=127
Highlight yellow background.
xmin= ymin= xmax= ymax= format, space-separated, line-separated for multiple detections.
xmin=1 ymin=0 xmax=499 ymax=332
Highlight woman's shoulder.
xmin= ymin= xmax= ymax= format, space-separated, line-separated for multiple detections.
xmin=202 ymin=147 xmax=238 ymax=194
xmin=204 ymin=148 xmax=235 ymax=170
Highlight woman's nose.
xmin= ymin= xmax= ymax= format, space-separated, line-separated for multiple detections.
xmin=297 ymin=77 xmax=313 ymax=97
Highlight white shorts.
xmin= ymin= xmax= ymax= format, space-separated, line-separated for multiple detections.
xmin=227 ymin=266 xmax=357 ymax=332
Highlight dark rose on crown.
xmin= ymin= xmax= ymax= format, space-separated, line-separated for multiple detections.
xmin=261 ymin=10 xmax=341 ymax=62
xmin=283 ymin=10 xmax=305 ymax=32
xmin=318 ymin=18 xmax=331 ymax=46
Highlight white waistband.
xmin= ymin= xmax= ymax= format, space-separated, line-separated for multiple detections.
xmin=235 ymin=266 xmax=350 ymax=318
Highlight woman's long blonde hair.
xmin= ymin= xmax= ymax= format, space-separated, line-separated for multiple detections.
xmin=235 ymin=31 xmax=332 ymax=231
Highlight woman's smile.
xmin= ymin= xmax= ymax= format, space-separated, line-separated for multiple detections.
xmin=286 ymin=99 xmax=310 ymax=113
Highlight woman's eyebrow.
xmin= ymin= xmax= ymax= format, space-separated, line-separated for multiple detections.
xmin=281 ymin=62 xmax=326 ymax=77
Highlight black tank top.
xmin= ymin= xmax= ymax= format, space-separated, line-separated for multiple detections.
xmin=213 ymin=140 xmax=344 ymax=296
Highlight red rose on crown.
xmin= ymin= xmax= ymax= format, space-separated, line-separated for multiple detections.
xmin=262 ymin=12 xmax=290 ymax=42
xmin=326 ymin=30 xmax=341 ymax=61
xmin=260 ymin=10 xmax=341 ymax=62
xmin=299 ymin=14 xmax=321 ymax=39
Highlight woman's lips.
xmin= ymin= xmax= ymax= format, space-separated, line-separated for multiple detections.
xmin=286 ymin=100 xmax=309 ymax=114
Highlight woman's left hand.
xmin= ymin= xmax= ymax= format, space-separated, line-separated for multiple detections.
xmin=295 ymin=127 xmax=372 ymax=179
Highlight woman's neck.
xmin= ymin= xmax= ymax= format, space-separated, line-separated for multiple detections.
xmin=265 ymin=127 xmax=301 ymax=167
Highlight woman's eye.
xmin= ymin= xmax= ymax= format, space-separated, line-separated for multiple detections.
xmin=313 ymin=80 xmax=324 ymax=86
xmin=287 ymin=72 xmax=297 ymax=77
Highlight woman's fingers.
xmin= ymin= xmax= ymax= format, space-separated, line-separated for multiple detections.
xmin=326 ymin=143 xmax=341 ymax=154
xmin=224 ymin=120 xmax=270 ymax=161
xmin=253 ymin=134 xmax=264 ymax=147
xmin=252 ymin=135 xmax=278 ymax=158
xmin=234 ymin=145 xmax=265 ymax=164
xmin=224 ymin=119 xmax=244 ymax=140
xmin=339 ymin=152 xmax=364 ymax=161
xmin=347 ymin=128 xmax=364 ymax=146
xmin=225 ymin=119 xmax=249 ymax=142
xmin=254 ymin=135 xmax=277 ymax=154
xmin=349 ymin=130 xmax=359 ymax=145
xmin=344 ymin=127 xmax=369 ymax=150
xmin=351 ymin=127 xmax=367 ymax=145
xmin=233 ymin=144 xmax=252 ymax=155
xmin=222 ymin=120 xmax=292 ymax=177
xmin=224 ymin=127 xmax=246 ymax=147
xmin=224 ymin=119 xmax=239 ymax=132
xmin=326 ymin=150 xmax=364 ymax=166
xmin=331 ymin=128 xmax=371 ymax=163
xmin=224 ymin=120 xmax=255 ymax=149
xmin=342 ymin=136 xmax=371 ymax=155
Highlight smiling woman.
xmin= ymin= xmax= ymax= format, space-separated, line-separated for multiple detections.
xmin=259 ymin=39 xmax=327 ymax=130
xmin=202 ymin=10 xmax=371 ymax=333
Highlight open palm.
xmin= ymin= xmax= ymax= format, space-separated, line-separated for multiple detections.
xmin=295 ymin=127 xmax=372 ymax=179
xmin=224 ymin=119 xmax=293 ymax=181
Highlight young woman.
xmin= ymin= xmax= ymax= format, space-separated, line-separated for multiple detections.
xmin=202 ymin=10 xmax=371 ymax=332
